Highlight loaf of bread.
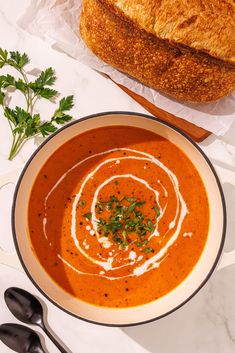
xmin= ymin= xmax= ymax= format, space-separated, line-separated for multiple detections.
xmin=80 ymin=0 xmax=235 ymax=103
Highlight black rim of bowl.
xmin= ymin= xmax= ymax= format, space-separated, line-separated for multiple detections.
xmin=11 ymin=111 xmax=227 ymax=327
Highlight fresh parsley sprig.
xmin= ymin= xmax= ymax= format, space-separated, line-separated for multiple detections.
xmin=0 ymin=48 xmax=74 ymax=160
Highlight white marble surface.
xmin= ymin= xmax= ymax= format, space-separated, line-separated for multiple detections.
xmin=0 ymin=1 xmax=235 ymax=352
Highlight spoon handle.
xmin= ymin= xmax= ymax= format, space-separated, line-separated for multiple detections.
xmin=41 ymin=324 xmax=69 ymax=353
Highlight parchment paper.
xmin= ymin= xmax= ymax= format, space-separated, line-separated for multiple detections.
xmin=19 ymin=0 xmax=235 ymax=136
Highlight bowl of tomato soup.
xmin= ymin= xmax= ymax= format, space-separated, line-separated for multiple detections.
xmin=12 ymin=112 xmax=226 ymax=326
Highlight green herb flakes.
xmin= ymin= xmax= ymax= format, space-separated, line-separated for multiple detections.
xmin=83 ymin=212 xmax=92 ymax=220
xmin=95 ymin=195 xmax=156 ymax=252
xmin=79 ymin=200 xmax=85 ymax=207
xmin=142 ymin=247 xmax=154 ymax=254
xmin=154 ymin=206 xmax=160 ymax=218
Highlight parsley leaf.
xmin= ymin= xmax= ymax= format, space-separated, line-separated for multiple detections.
xmin=38 ymin=121 xmax=57 ymax=137
xmin=58 ymin=95 xmax=74 ymax=111
xmin=0 ymin=74 xmax=15 ymax=88
xmin=36 ymin=87 xmax=58 ymax=100
xmin=0 ymin=90 xmax=5 ymax=106
xmin=29 ymin=68 xmax=58 ymax=100
xmin=34 ymin=67 xmax=56 ymax=87
xmin=8 ymin=51 xmax=29 ymax=69
xmin=15 ymin=79 xmax=28 ymax=94
xmin=0 ymin=48 xmax=8 ymax=68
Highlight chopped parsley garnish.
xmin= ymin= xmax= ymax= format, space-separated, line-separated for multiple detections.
xmin=154 ymin=206 xmax=160 ymax=218
xmin=79 ymin=200 xmax=86 ymax=207
xmin=96 ymin=196 xmax=157 ymax=253
xmin=83 ymin=212 xmax=92 ymax=220
xmin=142 ymin=247 xmax=154 ymax=254
xmin=125 ymin=197 xmax=137 ymax=202
xmin=147 ymin=219 xmax=155 ymax=233
xmin=136 ymin=239 xmax=149 ymax=247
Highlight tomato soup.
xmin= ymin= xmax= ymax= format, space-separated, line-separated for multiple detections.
xmin=28 ymin=126 xmax=209 ymax=308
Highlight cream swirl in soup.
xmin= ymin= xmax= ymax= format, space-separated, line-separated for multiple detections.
xmin=28 ymin=126 xmax=209 ymax=307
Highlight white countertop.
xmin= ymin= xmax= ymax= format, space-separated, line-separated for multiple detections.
xmin=0 ymin=1 xmax=235 ymax=352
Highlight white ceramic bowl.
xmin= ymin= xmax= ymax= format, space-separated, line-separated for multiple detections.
xmin=8 ymin=112 xmax=234 ymax=326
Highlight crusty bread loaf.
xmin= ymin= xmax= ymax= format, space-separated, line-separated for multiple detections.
xmin=80 ymin=0 xmax=235 ymax=102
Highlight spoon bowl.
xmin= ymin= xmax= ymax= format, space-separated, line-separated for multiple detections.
xmin=5 ymin=287 xmax=43 ymax=326
xmin=0 ymin=323 xmax=45 ymax=353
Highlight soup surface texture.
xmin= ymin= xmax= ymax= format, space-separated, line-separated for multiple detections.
xmin=28 ymin=126 xmax=209 ymax=308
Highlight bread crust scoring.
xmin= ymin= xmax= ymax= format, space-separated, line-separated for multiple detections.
xmin=100 ymin=0 xmax=235 ymax=65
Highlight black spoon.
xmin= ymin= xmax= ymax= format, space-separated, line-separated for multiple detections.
xmin=0 ymin=323 xmax=45 ymax=353
xmin=4 ymin=287 xmax=69 ymax=353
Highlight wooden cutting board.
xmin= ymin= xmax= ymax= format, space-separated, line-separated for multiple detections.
xmin=112 ymin=80 xmax=211 ymax=142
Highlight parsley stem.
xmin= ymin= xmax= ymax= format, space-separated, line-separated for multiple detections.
xmin=6 ymin=119 xmax=13 ymax=133
xmin=31 ymin=94 xmax=38 ymax=112
xmin=2 ymin=101 xmax=13 ymax=133
xmin=7 ymin=67 xmax=30 ymax=160
xmin=17 ymin=68 xmax=31 ymax=113
xmin=8 ymin=133 xmax=25 ymax=160
xmin=26 ymin=98 xmax=31 ymax=113
xmin=13 ymin=66 xmax=31 ymax=113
